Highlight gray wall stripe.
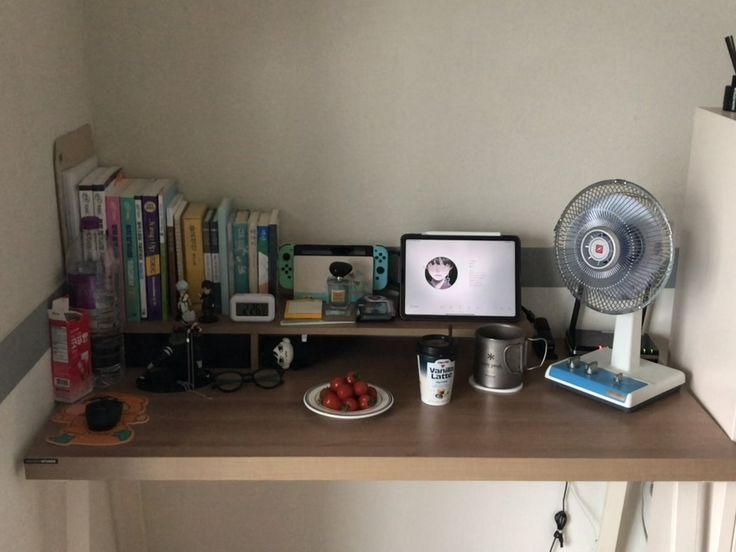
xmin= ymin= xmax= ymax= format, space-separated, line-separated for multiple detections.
xmin=520 ymin=247 xmax=678 ymax=288
xmin=0 ymin=286 xmax=63 ymax=405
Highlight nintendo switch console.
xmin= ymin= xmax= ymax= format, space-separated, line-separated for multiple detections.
xmin=278 ymin=244 xmax=389 ymax=294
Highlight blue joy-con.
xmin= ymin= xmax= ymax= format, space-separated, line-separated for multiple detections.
xmin=372 ymin=245 xmax=389 ymax=291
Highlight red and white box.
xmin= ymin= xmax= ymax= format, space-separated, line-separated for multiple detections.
xmin=48 ymin=297 xmax=94 ymax=403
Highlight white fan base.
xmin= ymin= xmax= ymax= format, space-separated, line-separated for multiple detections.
xmin=545 ymin=347 xmax=686 ymax=411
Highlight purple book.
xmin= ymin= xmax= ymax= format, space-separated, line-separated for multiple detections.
xmin=137 ymin=181 xmax=164 ymax=320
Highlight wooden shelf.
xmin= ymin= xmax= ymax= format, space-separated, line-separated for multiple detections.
xmin=24 ymin=337 xmax=736 ymax=482
xmin=123 ymin=316 xmax=488 ymax=338
xmin=123 ymin=311 xmax=506 ymax=368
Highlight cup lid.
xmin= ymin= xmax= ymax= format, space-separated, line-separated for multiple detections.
xmin=417 ymin=334 xmax=456 ymax=356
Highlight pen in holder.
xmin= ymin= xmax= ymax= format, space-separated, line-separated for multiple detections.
xmin=723 ymin=35 xmax=736 ymax=111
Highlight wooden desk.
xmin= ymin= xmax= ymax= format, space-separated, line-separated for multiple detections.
xmin=24 ymin=336 xmax=736 ymax=482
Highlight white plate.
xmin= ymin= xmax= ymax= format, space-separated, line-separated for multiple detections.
xmin=303 ymin=383 xmax=394 ymax=419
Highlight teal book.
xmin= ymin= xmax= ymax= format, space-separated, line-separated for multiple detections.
xmin=118 ymin=179 xmax=147 ymax=322
xmin=216 ymin=197 xmax=233 ymax=314
xmin=232 ymin=210 xmax=250 ymax=294
xmin=226 ymin=210 xmax=237 ymax=302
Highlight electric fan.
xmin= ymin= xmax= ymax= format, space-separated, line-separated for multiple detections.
xmin=544 ymin=179 xmax=685 ymax=411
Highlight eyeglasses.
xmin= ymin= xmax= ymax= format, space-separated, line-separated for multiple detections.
xmin=212 ymin=366 xmax=284 ymax=393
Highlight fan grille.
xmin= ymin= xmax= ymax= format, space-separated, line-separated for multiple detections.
xmin=554 ymin=180 xmax=674 ymax=314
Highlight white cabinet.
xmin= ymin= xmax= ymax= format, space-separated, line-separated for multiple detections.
xmin=670 ymin=107 xmax=736 ymax=440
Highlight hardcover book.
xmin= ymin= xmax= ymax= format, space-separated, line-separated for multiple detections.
xmin=216 ymin=197 xmax=233 ymax=315
xmin=155 ymin=179 xmax=179 ymax=321
xmin=105 ymin=179 xmax=131 ymax=321
xmin=173 ymin=198 xmax=189 ymax=284
xmin=247 ymin=210 xmax=260 ymax=294
xmin=181 ymin=202 xmax=209 ymax=309
xmin=118 ymin=179 xmax=147 ymax=322
xmin=78 ymin=166 xmax=122 ymax=260
xmin=210 ymin=208 xmax=221 ymax=312
xmin=232 ymin=210 xmax=250 ymax=294
xmin=137 ymin=180 xmax=165 ymax=320
xmin=257 ymin=211 xmax=270 ymax=294
xmin=267 ymin=208 xmax=279 ymax=296
xmin=226 ymin=210 xmax=237 ymax=306
xmin=165 ymin=193 xmax=184 ymax=320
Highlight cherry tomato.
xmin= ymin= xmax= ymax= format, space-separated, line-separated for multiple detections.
xmin=345 ymin=371 xmax=361 ymax=384
xmin=319 ymin=387 xmax=333 ymax=401
xmin=353 ymin=380 xmax=369 ymax=396
xmin=329 ymin=376 xmax=345 ymax=391
xmin=358 ymin=394 xmax=376 ymax=410
xmin=342 ymin=397 xmax=359 ymax=412
xmin=321 ymin=391 xmax=342 ymax=411
xmin=335 ymin=383 xmax=355 ymax=401
xmin=366 ymin=386 xmax=378 ymax=399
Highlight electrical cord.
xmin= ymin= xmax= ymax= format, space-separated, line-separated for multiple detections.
xmin=568 ymin=483 xmax=600 ymax=545
xmin=641 ymin=482 xmax=652 ymax=541
xmin=549 ymin=482 xmax=569 ymax=551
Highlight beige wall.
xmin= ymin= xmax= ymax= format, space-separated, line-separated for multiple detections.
xmin=85 ymin=0 xmax=734 ymax=247
xmin=0 ymin=0 xmax=91 ymax=341
xmin=0 ymin=1 xmax=92 ymax=551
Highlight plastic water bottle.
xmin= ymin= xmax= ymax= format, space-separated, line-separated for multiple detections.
xmin=66 ymin=222 xmax=125 ymax=387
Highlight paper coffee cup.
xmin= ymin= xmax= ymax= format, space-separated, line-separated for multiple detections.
xmin=417 ymin=335 xmax=457 ymax=406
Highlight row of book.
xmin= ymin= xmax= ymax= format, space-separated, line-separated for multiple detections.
xmin=66 ymin=163 xmax=279 ymax=322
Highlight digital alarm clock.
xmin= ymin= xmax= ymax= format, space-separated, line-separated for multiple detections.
xmin=229 ymin=293 xmax=276 ymax=322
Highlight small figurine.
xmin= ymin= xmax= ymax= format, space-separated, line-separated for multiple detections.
xmin=176 ymin=280 xmax=196 ymax=325
xmin=272 ymin=337 xmax=294 ymax=369
xmin=199 ymin=279 xmax=218 ymax=323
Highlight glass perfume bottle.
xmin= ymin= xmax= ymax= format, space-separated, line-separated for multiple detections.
xmin=326 ymin=261 xmax=353 ymax=313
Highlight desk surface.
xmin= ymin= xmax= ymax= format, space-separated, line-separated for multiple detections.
xmin=24 ymin=337 xmax=736 ymax=481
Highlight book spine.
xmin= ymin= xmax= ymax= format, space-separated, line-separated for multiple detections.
xmin=134 ymin=197 xmax=148 ymax=319
xmin=257 ymin=219 xmax=269 ymax=294
xmin=216 ymin=199 xmax=233 ymax=315
xmin=79 ymin=186 xmax=97 ymax=260
xmin=203 ymin=212 xmax=213 ymax=290
xmin=142 ymin=195 xmax=162 ymax=320
xmin=247 ymin=212 xmax=259 ymax=293
xmin=105 ymin=194 xmax=126 ymax=321
xmin=268 ymin=212 xmax=279 ymax=296
xmin=183 ymin=211 xmax=206 ymax=308
xmin=158 ymin=190 xmax=171 ymax=322
xmin=233 ymin=218 xmax=249 ymax=293
xmin=166 ymin=223 xmax=178 ymax=320
xmin=210 ymin=217 xmax=221 ymax=312
xmin=174 ymin=205 xmax=187 ymax=284
xmin=120 ymin=196 xmax=140 ymax=322
xmin=226 ymin=212 xmax=236 ymax=307
xmin=92 ymin=185 xmax=107 ymax=257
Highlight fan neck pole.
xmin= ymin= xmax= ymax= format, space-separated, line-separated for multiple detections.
xmin=610 ymin=311 xmax=642 ymax=373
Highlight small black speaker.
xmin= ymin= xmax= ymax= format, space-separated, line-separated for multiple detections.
xmin=85 ymin=397 xmax=123 ymax=432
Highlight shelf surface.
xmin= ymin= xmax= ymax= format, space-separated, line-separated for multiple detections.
xmin=24 ymin=338 xmax=736 ymax=482
xmin=123 ymin=316 xmax=488 ymax=338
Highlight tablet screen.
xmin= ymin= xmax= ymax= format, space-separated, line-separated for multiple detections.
xmin=400 ymin=234 xmax=520 ymax=320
